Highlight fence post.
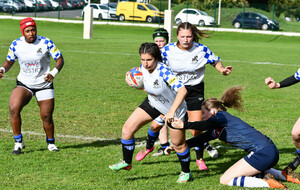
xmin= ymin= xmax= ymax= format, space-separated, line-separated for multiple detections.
xmin=213 ymin=1 xmax=216 ymax=27
xmin=11 ymin=1 xmax=14 ymax=16
xmin=186 ymin=0 xmax=188 ymax=22
xmin=242 ymin=2 xmax=245 ymax=29
xmin=58 ymin=0 xmax=60 ymax=19
xmin=34 ymin=0 xmax=37 ymax=17
xmin=159 ymin=0 xmax=162 ymax=25
xmin=272 ymin=4 xmax=274 ymax=31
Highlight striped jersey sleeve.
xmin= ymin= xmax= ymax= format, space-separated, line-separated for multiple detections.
xmin=7 ymin=38 xmax=21 ymax=61
xmin=195 ymin=43 xmax=221 ymax=65
xmin=294 ymin=68 xmax=300 ymax=80
xmin=158 ymin=63 xmax=184 ymax=92
xmin=42 ymin=37 xmax=62 ymax=60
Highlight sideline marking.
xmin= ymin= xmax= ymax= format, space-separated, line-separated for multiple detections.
xmin=0 ymin=128 xmax=153 ymax=147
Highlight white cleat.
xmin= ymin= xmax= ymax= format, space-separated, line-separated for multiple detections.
xmin=205 ymin=145 xmax=218 ymax=158
xmin=12 ymin=141 xmax=25 ymax=155
xmin=47 ymin=144 xmax=59 ymax=152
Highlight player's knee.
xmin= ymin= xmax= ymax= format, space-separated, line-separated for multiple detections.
xmin=172 ymin=143 xmax=185 ymax=152
xmin=9 ymin=105 xmax=21 ymax=117
xmin=150 ymin=124 xmax=162 ymax=132
xmin=219 ymin=175 xmax=229 ymax=185
xmin=291 ymin=131 xmax=300 ymax=141
xmin=40 ymin=113 xmax=53 ymax=122
xmin=122 ymin=124 xmax=135 ymax=138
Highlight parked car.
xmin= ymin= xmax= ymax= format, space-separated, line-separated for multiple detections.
xmin=23 ymin=0 xmax=34 ymax=10
xmin=0 ymin=2 xmax=16 ymax=12
xmin=82 ymin=3 xmax=117 ymax=20
xmin=48 ymin=0 xmax=60 ymax=10
xmin=175 ymin=8 xmax=215 ymax=26
xmin=0 ymin=0 xmax=21 ymax=11
xmin=39 ymin=0 xmax=52 ymax=10
xmin=116 ymin=2 xmax=164 ymax=23
xmin=232 ymin=12 xmax=280 ymax=30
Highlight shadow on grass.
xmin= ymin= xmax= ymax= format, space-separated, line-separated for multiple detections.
xmin=57 ymin=137 xmax=147 ymax=150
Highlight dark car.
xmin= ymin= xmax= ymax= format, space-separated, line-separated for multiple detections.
xmin=232 ymin=12 xmax=280 ymax=30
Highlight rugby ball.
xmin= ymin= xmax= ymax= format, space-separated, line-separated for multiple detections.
xmin=126 ymin=67 xmax=144 ymax=89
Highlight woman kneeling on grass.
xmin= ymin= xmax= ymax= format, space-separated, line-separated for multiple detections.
xmin=109 ymin=42 xmax=192 ymax=183
xmin=169 ymin=86 xmax=300 ymax=188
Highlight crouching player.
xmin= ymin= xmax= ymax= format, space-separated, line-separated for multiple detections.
xmin=170 ymin=86 xmax=300 ymax=188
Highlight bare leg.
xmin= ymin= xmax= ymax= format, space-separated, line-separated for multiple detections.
xmin=292 ymin=117 xmax=300 ymax=150
xmin=9 ymin=87 xmax=32 ymax=136
xmin=220 ymin=158 xmax=261 ymax=185
xmin=38 ymin=98 xmax=55 ymax=139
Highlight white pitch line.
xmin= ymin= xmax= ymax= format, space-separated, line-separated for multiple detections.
xmin=224 ymin=60 xmax=300 ymax=67
xmin=0 ymin=128 xmax=117 ymax=141
xmin=0 ymin=128 xmax=154 ymax=147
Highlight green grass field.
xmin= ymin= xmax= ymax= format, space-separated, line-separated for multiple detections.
xmin=0 ymin=19 xmax=300 ymax=189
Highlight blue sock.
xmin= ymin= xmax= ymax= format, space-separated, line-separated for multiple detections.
xmin=121 ymin=138 xmax=135 ymax=164
xmin=146 ymin=126 xmax=159 ymax=149
xmin=14 ymin=134 xmax=23 ymax=142
xmin=46 ymin=137 xmax=55 ymax=144
xmin=160 ymin=142 xmax=170 ymax=149
xmin=176 ymin=147 xmax=191 ymax=173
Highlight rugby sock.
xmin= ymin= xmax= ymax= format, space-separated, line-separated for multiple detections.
xmin=194 ymin=146 xmax=204 ymax=160
xmin=264 ymin=168 xmax=287 ymax=181
xmin=194 ymin=138 xmax=205 ymax=160
xmin=297 ymin=149 xmax=300 ymax=156
xmin=14 ymin=133 xmax=23 ymax=142
xmin=121 ymin=138 xmax=135 ymax=164
xmin=176 ymin=147 xmax=191 ymax=173
xmin=160 ymin=142 xmax=170 ymax=149
xmin=287 ymin=149 xmax=300 ymax=170
xmin=146 ymin=126 xmax=159 ymax=149
xmin=46 ymin=137 xmax=55 ymax=144
xmin=228 ymin=176 xmax=269 ymax=187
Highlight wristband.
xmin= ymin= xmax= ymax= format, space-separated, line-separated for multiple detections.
xmin=49 ymin=68 xmax=59 ymax=77
xmin=0 ymin=67 xmax=5 ymax=73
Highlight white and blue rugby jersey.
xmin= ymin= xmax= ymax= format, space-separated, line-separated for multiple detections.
xmin=141 ymin=62 xmax=187 ymax=120
xmin=7 ymin=35 xmax=62 ymax=89
xmin=160 ymin=42 xmax=220 ymax=86
xmin=294 ymin=68 xmax=300 ymax=80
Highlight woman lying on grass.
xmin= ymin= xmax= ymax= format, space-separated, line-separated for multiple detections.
xmin=169 ymin=86 xmax=300 ymax=189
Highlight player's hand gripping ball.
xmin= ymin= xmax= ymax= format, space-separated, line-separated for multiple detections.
xmin=126 ymin=67 xmax=144 ymax=89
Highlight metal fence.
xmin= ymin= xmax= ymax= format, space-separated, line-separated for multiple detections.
xmin=1 ymin=1 xmax=299 ymax=32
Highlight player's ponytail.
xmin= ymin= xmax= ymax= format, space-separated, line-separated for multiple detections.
xmin=202 ymin=86 xmax=244 ymax=112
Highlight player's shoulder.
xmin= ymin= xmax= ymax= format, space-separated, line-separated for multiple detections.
xmin=161 ymin=43 xmax=176 ymax=52
xmin=157 ymin=62 xmax=172 ymax=75
xmin=10 ymin=36 xmax=24 ymax=47
xmin=38 ymin=35 xmax=53 ymax=44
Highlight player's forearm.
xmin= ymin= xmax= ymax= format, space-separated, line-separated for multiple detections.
xmin=169 ymin=87 xmax=187 ymax=114
xmin=278 ymin=75 xmax=300 ymax=88
xmin=54 ymin=56 xmax=64 ymax=71
xmin=214 ymin=61 xmax=224 ymax=73
xmin=0 ymin=60 xmax=14 ymax=73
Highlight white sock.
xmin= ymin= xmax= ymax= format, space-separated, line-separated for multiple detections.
xmin=228 ymin=176 xmax=269 ymax=188
xmin=264 ymin=168 xmax=287 ymax=181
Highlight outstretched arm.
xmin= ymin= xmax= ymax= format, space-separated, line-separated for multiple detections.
xmin=214 ymin=61 xmax=233 ymax=76
xmin=0 ymin=60 xmax=15 ymax=79
xmin=265 ymin=75 xmax=299 ymax=89
xmin=170 ymin=118 xmax=212 ymax=131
